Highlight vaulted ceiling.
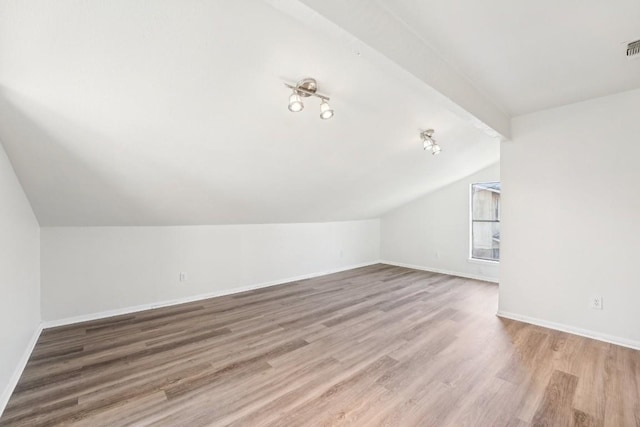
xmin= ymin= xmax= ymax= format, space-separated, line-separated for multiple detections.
xmin=377 ymin=0 xmax=640 ymax=116
xmin=1 ymin=0 xmax=637 ymax=226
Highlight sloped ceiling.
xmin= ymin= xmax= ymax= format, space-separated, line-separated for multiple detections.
xmin=378 ymin=0 xmax=640 ymax=116
xmin=0 ymin=0 xmax=500 ymax=226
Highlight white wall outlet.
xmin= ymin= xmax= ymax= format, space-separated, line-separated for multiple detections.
xmin=179 ymin=272 xmax=188 ymax=282
xmin=590 ymin=296 xmax=603 ymax=310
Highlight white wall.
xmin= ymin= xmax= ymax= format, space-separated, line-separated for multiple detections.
xmin=380 ymin=163 xmax=500 ymax=282
xmin=0 ymin=142 xmax=40 ymax=411
xmin=41 ymin=220 xmax=380 ymax=322
xmin=500 ymin=88 xmax=640 ymax=348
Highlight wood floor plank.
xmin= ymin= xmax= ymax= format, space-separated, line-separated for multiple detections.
xmin=1 ymin=264 xmax=639 ymax=426
xmin=531 ymin=370 xmax=579 ymax=427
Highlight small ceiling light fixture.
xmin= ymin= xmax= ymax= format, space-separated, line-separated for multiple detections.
xmin=285 ymin=78 xmax=333 ymax=120
xmin=319 ymin=99 xmax=334 ymax=120
xmin=288 ymin=91 xmax=304 ymax=112
xmin=421 ymin=129 xmax=441 ymax=155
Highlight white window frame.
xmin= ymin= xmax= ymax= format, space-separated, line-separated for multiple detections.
xmin=468 ymin=182 xmax=501 ymax=264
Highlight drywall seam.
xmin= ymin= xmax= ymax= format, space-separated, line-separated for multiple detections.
xmin=497 ymin=310 xmax=640 ymax=351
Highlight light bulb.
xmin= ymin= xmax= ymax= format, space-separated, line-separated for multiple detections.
xmin=432 ymin=144 xmax=442 ymax=155
xmin=288 ymin=92 xmax=304 ymax=112
xmin=423 ymin=138 xmax=434 ymax=150
xmin=319 ymin=100 xmax=334 ymax=120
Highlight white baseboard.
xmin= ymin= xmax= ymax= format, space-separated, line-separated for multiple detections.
xmin=497 ymin=310 xmax=640 ymax=351
xmin=0 ymin=322 xmax=44 ymax=418
xmin=42 ymin=261 xmax=381 ymax=329
xmin=379 ymin=260 xmax=499 ymax=283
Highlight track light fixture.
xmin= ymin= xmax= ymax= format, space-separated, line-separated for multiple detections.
xmin=285 ymin=78 xmax=333 ymax=120
xmin=421 ymin=129 xmax=441 ymax=155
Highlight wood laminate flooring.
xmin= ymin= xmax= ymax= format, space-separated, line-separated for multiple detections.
xmin=1 ymin=264 xmax=639 ymax=426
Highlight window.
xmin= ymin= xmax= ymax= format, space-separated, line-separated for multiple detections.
xmin=470 ymin=182 xmax=501 ymax=262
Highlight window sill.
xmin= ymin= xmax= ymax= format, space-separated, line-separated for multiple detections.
xmin=468 ymin=257 xmax=499 ymax=265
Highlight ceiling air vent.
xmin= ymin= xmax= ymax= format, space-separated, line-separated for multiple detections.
xmin=627 ymin=39 xmax=640 ymax=58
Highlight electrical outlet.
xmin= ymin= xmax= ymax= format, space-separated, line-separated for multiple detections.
xmin=179 ymin=272 xmax=188 ymax=282
xmin=590 ymin=296 xmax=603 ymax=310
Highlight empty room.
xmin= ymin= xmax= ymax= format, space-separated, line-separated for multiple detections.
xmin=1 ymin=1 xmax=639 ymax=426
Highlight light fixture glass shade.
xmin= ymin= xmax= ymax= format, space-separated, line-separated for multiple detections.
xmin=319 ymin=100 xmax=334 ymax=120
xmin=423 ymin=138 xmax=434 ymax=150
xmin=432 ymin=144 xmax=442 ymax=155
xmin=288 ymin=92 xmax=304 ymax=112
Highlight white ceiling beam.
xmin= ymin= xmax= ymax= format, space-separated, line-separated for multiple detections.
xmin=265 ymin=0 xmax=511 ymax=138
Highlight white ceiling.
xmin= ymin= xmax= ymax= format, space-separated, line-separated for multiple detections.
xmin=0 ymin=0 xmax=499 ymax=226
xmin=4 ymin=0 xmax=637 ymax=226
xmin=378 ymin=0 xmax=640 ymax=116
